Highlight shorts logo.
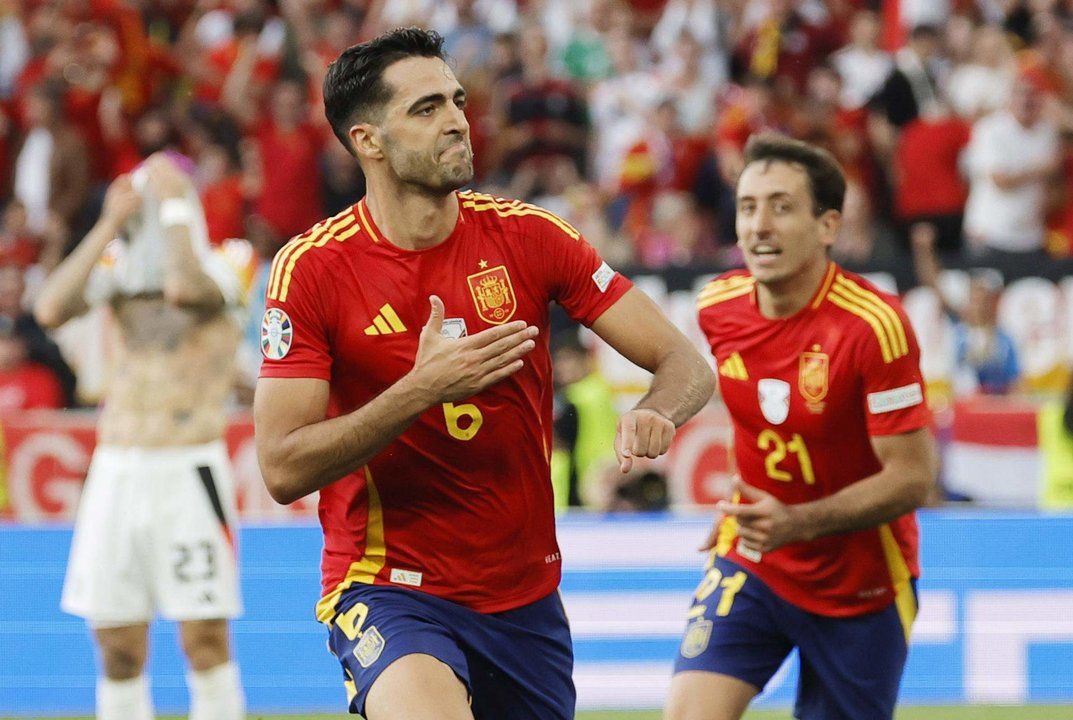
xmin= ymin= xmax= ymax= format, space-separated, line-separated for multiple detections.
xmin=467 ymin=265 xmax=516 ymax=325
xmin=354 ymin=625 xmax=385 ymax=668
xmin=261 ymin=308 xmax=293 ymax=360
xmin=757 ymin=378 xmax=790 ymax=425
xmin=680 ymin=618 xmax=713 ymax=659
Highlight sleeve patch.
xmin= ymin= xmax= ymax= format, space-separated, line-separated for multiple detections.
xmin=592 ymin=261 xmax=615 ymax=293
xmin=867 ymin=383 xmax=923 ymax=414
xmin=261 ymin=308 xmax=294 ymax=359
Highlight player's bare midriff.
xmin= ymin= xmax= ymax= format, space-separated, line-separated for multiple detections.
xmin=97 ymin=295 xmax=239 ymax=447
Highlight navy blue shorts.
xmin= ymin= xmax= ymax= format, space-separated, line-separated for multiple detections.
xmin=673 ymin=556 xmax=916 ymax=720
xmin=325 ymin=585 xmax=574 ymax=719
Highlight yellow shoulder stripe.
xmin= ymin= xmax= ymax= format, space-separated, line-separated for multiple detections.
xmin=697 ymin=277 xmax=754 ymax=310
xmin=268 ymin=210 xmax=358 ymax=302
xmin=827 ymin=275 xmax=908 ymax=363
xmin=461 ymin=193 xmax=580 ymax=240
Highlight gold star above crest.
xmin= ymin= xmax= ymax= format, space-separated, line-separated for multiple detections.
xmin=478 ymin=259 xmax=489 ymax=269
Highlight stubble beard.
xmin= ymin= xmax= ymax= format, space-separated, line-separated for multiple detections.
xmin=386 ymin=138 xmax=474 ymax=196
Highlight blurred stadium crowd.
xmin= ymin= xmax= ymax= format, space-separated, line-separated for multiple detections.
xmin=0 ymin=0 xmax=1072 ymax=417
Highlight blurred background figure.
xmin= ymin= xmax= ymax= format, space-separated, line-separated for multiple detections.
xmin=961 ymin=74 xmax=1060 ymax=261
xmin=911 ymin=221 xmax=1021 ymax=396
xmin=551 ymin=330 xmax=619 ymax=509
xmin=35 ymin=155 xmax=247 ymax=720
xmin=0 ymin=259 xmax=76 ymax=406
xmin=0 ymin=315 xmax=63 ymax=412
xmin=601 ymin=466 xmax=670 ymax=513
xmin=1038 ymin=373 xmax=1073 ymax=508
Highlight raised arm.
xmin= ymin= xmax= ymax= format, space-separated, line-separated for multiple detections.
xmin=254 ymin=296 xmax=538 ymax=504
xmin=590 ymin=286 xmax=716 ymax=473
xmin=143 ymin=154 xmax=227 ymax=311
xmin=908 ymin=221 xmax=961 ymax=319
xmin=34 ymin=175 xmax=139 ymax=329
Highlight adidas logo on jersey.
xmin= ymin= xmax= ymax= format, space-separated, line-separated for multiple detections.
xmin=718 ymin=352 xmax=748 ymax=381
xmin=364 ymin=304 xmax=407 ymax=335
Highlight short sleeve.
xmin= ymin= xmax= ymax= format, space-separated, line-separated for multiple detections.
xmin=257 ymin=248 xmax=333 ymax=381
xmin=540 ymin=217 xmax=632 ymax=327
xmin=858 ymin=302 xmax=932 ymax=437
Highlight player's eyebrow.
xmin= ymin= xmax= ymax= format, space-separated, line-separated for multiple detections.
xmin=737 ymin=191 xmax=794 ymax=203
xmin=406 ymin=88 xmax=466 ymax=115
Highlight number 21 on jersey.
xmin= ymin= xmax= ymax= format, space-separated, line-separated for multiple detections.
xmin=758 ymin=428 xmax=815 ymax=484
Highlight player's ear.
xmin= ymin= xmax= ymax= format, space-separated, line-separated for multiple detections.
xmin=350 ymin=123 xmax=383 ymax=161
xmin=817 ymin=208 xmax=841 ymax=248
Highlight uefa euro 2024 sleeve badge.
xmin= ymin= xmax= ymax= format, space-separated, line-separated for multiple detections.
xmin=261 ymin=308 xmax=293 ymax=360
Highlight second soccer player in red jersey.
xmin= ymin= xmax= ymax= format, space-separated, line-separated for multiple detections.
xmin=665 ymin=134 xmax=938 ymax=720
xmin=253 ymin=28 xmax=715 ymax=720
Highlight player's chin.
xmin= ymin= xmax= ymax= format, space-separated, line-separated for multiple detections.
xmin=440 ymin=161 xmax=474 ymax=190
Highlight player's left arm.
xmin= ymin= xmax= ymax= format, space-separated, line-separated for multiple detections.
xmin=591 ymin=287 xmax=716 ymax=473
xmin=716 ymin=428 xmax=937 ymax=553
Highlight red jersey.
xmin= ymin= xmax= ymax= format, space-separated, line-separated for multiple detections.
xmin=697 ymin=263 xmax=930 ymax=617
xmin=260 ymin=190 xmax=631 ymax=619
xmin=253 ymin=119 xmax=325 ymax=238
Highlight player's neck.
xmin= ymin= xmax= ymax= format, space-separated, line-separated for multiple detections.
xmin=755 ymin=258 xmax=831 ymax=319
xmin=363 ymin=187 xmax=460 ymax=251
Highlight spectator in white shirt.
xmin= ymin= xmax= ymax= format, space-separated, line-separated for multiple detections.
xmin=961 ymin=75 xmax=1060 ymax=258
xmin=946 ymin=23 xmax=1015 ymax=120
xmin=830 ymin=9 xmax=892 ymax=110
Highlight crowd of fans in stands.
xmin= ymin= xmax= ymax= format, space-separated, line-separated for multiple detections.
xmin=1 ymin=0 xmax=1073 ymax=411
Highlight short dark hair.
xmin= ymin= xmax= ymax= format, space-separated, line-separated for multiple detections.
xmin=741 ymin=133 xmax=846 ymax=215
xmin=909 ymin=23 xmax=941 ymax=42
xmin=323 ymin=27 xmax=447 ymax=155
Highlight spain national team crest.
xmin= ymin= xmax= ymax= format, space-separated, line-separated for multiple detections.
xmin=799 ymin=350 xmax=829 ymax=407
xmin=354 ymin=625 xmax=385 ymax=668
xmin=467 ymin=265 xmax=516 ymax=325
xmin=680 ymin=618 xmax=713 ymax=659
xmin=261 ymin=308 xmax=293 ymax=360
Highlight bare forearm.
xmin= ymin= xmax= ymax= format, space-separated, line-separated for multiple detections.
xmin=635 ymin=346 xmax=715 ymax=426
xmin=261 ymin=375 xmax=433 ymax=503
xmin=162 ymin=224 xmax=223 ymax=309
xmin=791 ymin=465 xmax=933 ymax=541
xmin=992 ymin=164 xmax=1058 ymax=189
xmin=34 ymin=217 xmax=118 ymax=327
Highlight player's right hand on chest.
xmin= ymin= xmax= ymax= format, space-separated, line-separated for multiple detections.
xmin=410 ymin=295 xmax=538 ymax=402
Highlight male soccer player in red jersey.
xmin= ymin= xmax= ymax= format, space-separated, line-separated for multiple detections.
xmin=253 ymin=27 xmax=715 ymax=720
xmin=665 ymin=134 xmax=939 ymax=720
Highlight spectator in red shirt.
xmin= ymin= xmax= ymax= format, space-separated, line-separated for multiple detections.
xmin=232 ymin=78 xmax=326 ymax=239
xmin=0 ymin=316 xmax=63 ymax=412
xmin=184 ymin=5 xmax=279 ymax=109
xmin=893 ymin=103 xmax=971 ymax=253
xmin=198 ymin=143 xmax=246 ymax=244
xmin=734 ymin=0 xmax=841 ymax=96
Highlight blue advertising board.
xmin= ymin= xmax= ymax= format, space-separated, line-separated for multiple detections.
xmin=2 ymin=511 xmax=1072 ymax=715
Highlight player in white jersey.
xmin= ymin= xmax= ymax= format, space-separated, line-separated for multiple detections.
xmin=35 ymin=153 xmax=247 ymax=720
